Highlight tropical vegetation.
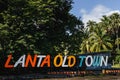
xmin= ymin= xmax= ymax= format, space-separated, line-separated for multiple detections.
xmin=0 ymin=0 xmax=120 ymax=64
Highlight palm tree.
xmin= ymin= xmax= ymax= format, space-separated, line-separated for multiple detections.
xmin=80 ymin=21 xmax=113 ymax=53
xmin=109 ymin=13 xmax=120 ymax=52
xmin=80 ymin=21 xmax=97 ymax=54
xmin=115 ymin=38 xmax=120 ymax=53
xmin=101 ymin=13 xmax=120 ymax=53
xmin=89 ymin=24 xmax=113 ymax=52
xmin=80 ymin=13 xmax=120 ymax=54
xmin=80 ymin=29 xmax=91 ymax=54
xmin=86 ymin=20 xmax=97 ymax=33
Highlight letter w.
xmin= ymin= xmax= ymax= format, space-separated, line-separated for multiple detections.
xmin=92 ymin=56 xmax=100 ymax=67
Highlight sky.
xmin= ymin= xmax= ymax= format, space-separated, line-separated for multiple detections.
xmin=70 ymin=0 xmax=120 ymax=25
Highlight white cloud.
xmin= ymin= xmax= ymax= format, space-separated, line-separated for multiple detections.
xmin=80 ymin=5 xmax=120 ymax=26
xmin=80 ymin=9 xmax=86 ymax=14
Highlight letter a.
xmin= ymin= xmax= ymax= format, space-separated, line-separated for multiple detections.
xmin=14 ymin=55 xmax=26 ymax=67
xmin=41 ymin=55 xmax=50 ymax=67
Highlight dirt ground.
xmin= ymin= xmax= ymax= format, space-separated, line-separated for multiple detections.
xmin=33 ymin=76 xmax=120 ymax=80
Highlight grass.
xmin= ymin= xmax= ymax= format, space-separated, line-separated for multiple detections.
xmin=112 ymin=64 xmax=120 ymax=68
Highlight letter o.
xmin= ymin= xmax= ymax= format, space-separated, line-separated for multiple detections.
xmin=54 ymin=55 xmax=63 ymax=67
xmin=85 ymin=56 xmax=93 ymax=67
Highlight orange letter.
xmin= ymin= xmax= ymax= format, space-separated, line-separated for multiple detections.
xmin=25 ymin=54 xmax=37 ymax=67
xmin=41 ymin=55 xmax=50 ymax=67
xmin=54 ymin=55 xmax=63 ymax=67
xmin=4 ymin=55 xmax=13 ymax=68
xmin=68 ymin=56 xmax=76 ymax=67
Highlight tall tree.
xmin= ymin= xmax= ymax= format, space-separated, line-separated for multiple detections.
xmin=89 ymin=24 xmax=113 ymax=52
xmin=101 ymin=13 xmax=120 ymax=54
xmin=0 ymin=0 xmax=83 ymax=55
xmin=80 ymin=20 xmax=113 ymax=53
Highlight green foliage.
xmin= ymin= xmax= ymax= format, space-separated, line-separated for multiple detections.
xmin=0 ymin=0 xmax=84 ymax=55
xmin=1 ymin=0 xmax=119 ymax=56
xmin=81 ymin=13 xmax=120 ymax=54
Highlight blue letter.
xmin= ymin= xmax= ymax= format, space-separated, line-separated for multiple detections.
xmin=79 ymin=56 xmax=86 ymax=67
xmin=92 ymin=56 xmax=101 ymax=67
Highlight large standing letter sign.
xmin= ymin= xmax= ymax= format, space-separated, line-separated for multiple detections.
xmin=4 ymin=52 xmax=111 ymax=69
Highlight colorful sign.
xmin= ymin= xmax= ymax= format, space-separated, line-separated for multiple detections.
xmin=4 ymin=52 xmax=111 ymax=69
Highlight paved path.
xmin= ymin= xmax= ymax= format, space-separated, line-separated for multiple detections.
xmin=34 ymin=76 xmax=120 ymax=80
xmin=1 ymin=75 xmax=120 ymax=80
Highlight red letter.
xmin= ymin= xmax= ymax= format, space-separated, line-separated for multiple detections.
xmin=4 ymin=55 xmax=13 ymax=68
xmin=41 ymin=55 xmax=50 ymax=67
xmin=25 ymin=54 xmax=37 ymax=67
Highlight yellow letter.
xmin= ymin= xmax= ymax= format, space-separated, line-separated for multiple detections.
xmin=54 ymin=55 xmax=63 ymax=67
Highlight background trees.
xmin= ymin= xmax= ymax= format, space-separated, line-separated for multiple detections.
xmin=0 ymin=0 xmax=84 ymax=55
xmin=0 ymin=0 xmax=120 ymax=55
xmin=80 ymin=13 xmax=120 ymax=55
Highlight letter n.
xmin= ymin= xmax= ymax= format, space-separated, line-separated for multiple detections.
xmin=25 ymin=54 xmax=37 ymax=67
